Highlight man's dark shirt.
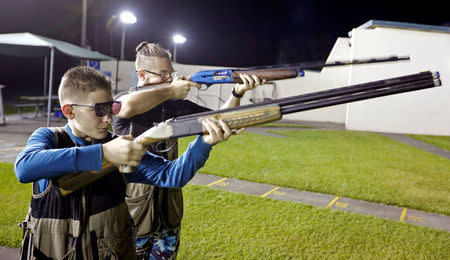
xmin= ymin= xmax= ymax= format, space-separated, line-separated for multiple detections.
xmin=113 ymin=92 xmax=211 ymax=155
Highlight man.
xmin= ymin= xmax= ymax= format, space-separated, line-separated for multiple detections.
xmin=113 ymin=42 xmax=264 ymax=259
xmin=15 ymin=66 xmax=239 ymax=259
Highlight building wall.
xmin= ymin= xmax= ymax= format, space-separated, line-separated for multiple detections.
xmin=278 ymin=37 xmax=351 ymax=124
xmin=346 ymin=28 xmax=450 ymax=135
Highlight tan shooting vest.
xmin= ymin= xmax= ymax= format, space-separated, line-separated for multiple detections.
xmin=19 ymin=127 xmax=136 ymax=260
xmin=125 ymin=139 xmax=183 ymax=237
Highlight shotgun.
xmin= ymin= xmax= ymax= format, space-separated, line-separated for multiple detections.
xmin=131 ymin=55 xmax=410 ymax=92
xmin=56 ymin=71 xmax=441 ymax=195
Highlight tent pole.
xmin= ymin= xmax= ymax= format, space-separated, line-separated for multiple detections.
xmin=47 ymin=47 xmax=55 ymax=127
xmin=44 ymin=56 xmax=48 ymax=96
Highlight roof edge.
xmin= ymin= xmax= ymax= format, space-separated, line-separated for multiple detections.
xmin=348 ymin=20 xmax=450 ymax=37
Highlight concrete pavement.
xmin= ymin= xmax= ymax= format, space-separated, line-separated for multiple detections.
xmin=190 ymin=173 xmax=450 ymax=232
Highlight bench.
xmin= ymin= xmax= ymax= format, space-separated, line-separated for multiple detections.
xmin=13 ymin=103 xmax=46 ymax=118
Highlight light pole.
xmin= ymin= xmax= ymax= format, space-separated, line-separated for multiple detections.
xmin=172 ymin=34 xmax=186 ymax=63
xmin=80 ymin=0 xmax=87 ymax=65
xmin=119 ymin=11 xmax=137 ymax=60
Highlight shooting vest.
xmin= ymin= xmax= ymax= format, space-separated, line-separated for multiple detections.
xmin=113 ymin=93 xmax=210 ymax=237
xmin=19 ymin=127 xmax=136 ymax=260
xmin=125 ymin=110 xmax=183 ymax=237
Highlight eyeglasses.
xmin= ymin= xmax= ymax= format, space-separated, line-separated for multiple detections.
xmin=140 ymin=69 xmax=177 ymax=79
xmin=69 ymin=101 xmax=122 ymax=117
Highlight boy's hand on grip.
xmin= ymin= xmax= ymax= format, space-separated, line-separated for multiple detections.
xmin=102 ymin=135 xmax=146 ymax=166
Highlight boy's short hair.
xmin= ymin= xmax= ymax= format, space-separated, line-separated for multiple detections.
xmin=135 ymin=42 xmax=171 ymax=71
xmin=58 ymin=66 xmax=112 ymax=104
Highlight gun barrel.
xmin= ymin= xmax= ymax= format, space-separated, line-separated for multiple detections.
xmin=173 ymin=71 xmax=437 ymax=122
xmin=234 ymin=55 xmax=410 ymax=72
xmin=166 ymin=71 xmax=440 ymax=137
xmin=281 ymin=77 xmax=441 ymax=114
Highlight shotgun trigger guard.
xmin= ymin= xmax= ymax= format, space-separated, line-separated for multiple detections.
xmin=199 ymin=84 xmax=210 ymax=91
xmin=150 ymin=141 xmax=174 ymax=154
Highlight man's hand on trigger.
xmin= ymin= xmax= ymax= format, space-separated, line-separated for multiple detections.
xmin=170 ymin=76 xmax=202 ymax=99
xmin=102 ymin=135 xmax=146 ymax=166
xmin=201 ymin=119 xmax=245 ymax=145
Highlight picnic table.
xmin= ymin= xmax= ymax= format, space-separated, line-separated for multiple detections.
xmin=15 ymin=95 xmax=59 ymax=119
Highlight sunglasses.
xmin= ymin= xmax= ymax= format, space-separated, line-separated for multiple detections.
xmin=139 ymin=69 xmax=177 ymax=79
xmin=69 ymin=101 xmax=122 ymax=117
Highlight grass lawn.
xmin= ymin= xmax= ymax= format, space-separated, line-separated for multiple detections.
xmin=407 ymin=134 xmax=450 ymax=151
xmin=179 ymin=129 xmax=450 ymax=215
xmin=179 ymin=185 xmax=449 ymax=259
xmin=1 ymin=162 xmax=449 ymax=258
xmin=2 ymin=103 xmax=35 ymax=115
xmin=0 ymin=163 xmax=31 ymax=247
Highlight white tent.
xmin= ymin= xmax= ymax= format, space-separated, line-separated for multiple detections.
xmin=0 ymin=32 xmax=116 ymax=126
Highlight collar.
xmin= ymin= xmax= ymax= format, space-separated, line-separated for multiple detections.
xmin=64 ymin=124 xmax=109 ymax=146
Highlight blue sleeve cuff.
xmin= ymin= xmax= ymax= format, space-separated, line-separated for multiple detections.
xmin=76 ymin=143 xmax=103 ymax=171
xmin=193 ymin=135 xmax=213 ymax=158
xmin=127 ymin=135 xmax=212 ymax=187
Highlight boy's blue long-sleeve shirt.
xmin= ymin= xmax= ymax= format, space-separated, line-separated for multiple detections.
xmin=15 ymin=125 xmax=212 ymax=193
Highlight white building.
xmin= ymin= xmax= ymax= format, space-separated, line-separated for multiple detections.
xmin=100 ymin=20 xmax=450 ymax=135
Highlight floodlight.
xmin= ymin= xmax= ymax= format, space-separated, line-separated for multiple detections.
xmin=120 ymin=11 xmax=137 ymax=24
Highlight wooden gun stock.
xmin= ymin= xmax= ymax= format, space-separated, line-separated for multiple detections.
xmin=55 ymin=163 xmax=117 ymax=196
xmin=230 ymin=69 xmax=299 ymax=83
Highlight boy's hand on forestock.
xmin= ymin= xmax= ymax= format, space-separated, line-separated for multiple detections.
xmin=102 ymin=135 xmax=146 ymax=166
xmin=170 ymin=76 xmax=201 ymax=99
xmin=201 ymin=119 xmax=245 ymax=145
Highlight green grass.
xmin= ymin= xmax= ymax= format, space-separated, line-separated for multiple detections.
xmin=1 ymin=162 xmax=449 ymax=258
xmin=0 ymin=163 xmax=31 ymax=247
xmin=180 ymin=130 xmax=450 ymax=215
xmin=179 ymin=185 xmax=450 ymax=259
xmin=2 ymin=103 xmax=35 ymax=115
xmin=407 ymin=134 xmax=450 ymax=151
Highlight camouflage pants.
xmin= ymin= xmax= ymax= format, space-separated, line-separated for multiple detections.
xmin=135 ymin=227 xmax=180 ymax=260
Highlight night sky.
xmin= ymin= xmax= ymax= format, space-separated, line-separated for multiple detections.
xmin=0 ymin=0 xmax=448 ymax=100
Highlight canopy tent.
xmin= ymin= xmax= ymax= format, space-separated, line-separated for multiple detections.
xmin=0 ymin=32 xmax=116 ymax=126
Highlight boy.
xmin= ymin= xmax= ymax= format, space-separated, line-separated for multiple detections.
xmin=14 ymin=66 xmax=238 ymax=259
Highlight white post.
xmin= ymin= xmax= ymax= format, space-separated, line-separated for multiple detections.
xmin=43 ymin=56 xmax=48 ymax=95
xmin=0 ymin=84 xmax=5 ymax=125
xmin=47 ymin=47 xmax=55 ymax=127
